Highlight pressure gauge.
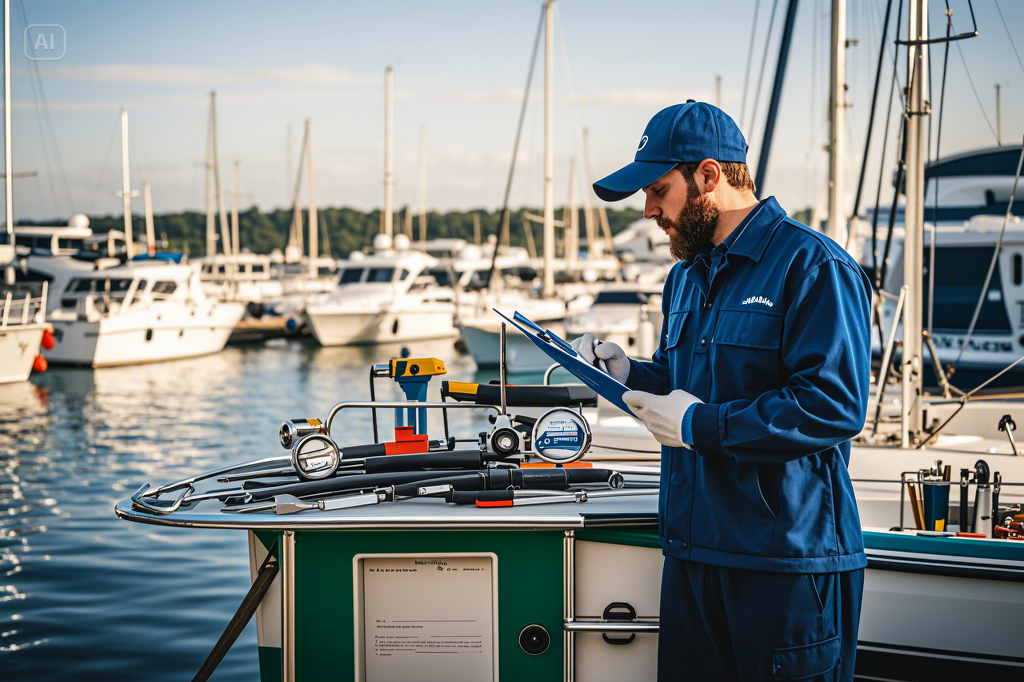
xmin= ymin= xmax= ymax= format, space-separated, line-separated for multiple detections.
xmin=530 ymin=407 xmax=592 ymax=464
xmin=291 ymin=433 xmax=341 ymax=480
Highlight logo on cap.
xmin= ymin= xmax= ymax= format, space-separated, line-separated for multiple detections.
xmin=637 ymin=135 xmax=648 ymax=152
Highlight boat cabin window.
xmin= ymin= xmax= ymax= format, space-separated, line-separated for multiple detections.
xmin=399 ymin=269 xmax=411 ymax=281
xmin=201 ymin=264 xmax=213 ymax=274
xmin=1015 ymin=254 xmax=1022 ymax=286
xmin=367 ymin=268 xmax=394 ymax=283
xmin=594 ymin=291 xmax=650 ymax=305
xmin=237 ymin=264 xmax=246 ymax=274
xmin=251 ymin=264 xmax=265 ymax=274
xmin=340 ymin=268 xmax=364 ymax=284
xmin=57 ymin=238 xmax=84 ymax=251
xmin=134 ymin=280 xmax=148 ymax=294
xmin=66 ymin=277 xmax=134 ymax=298
xmin=922 ymin=246 xmax=1012 ymax=333
xmin=428 ymin=268 xmax=451 ymax=287
xmin=216 ymin=265 xmax=226 ymax=275
xmin=151 ymin=281 xmax=178 ymax=297
xmin=318 ymin=266 xmax=336 ymax=278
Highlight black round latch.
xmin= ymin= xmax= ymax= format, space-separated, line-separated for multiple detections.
xmin=602 ymin=602 xmax=637 ymax=646
xmin=519 ymin=624 xmax=550 ymax=656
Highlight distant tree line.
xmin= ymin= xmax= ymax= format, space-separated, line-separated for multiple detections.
xmin=17 ymin=206 xmax=645 ymax=258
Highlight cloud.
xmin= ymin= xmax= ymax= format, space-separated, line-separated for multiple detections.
xmin=26 ymin=63 xmax=362 ymax=86
xmin=12 ymin=87 xmax=355 ymax=112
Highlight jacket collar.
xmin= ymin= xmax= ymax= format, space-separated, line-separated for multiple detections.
xmin=721 ymin=196 xmax=786 ymax=264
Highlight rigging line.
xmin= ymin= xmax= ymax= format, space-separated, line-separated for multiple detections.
xmin=16 ymin=0 xmax=73 ymax=216
xmin=875 ymin=0 xmax=906 ymax=293
xmin=953 ymin=40 xmax=999 ymax=143
xmin=86 ymin=119 xmax=121 ymax=215
xmin=740 ymin=0 xmax=763 ymax=126
xmin=955 ymin=139 xmax=1024 ymax=367
xmin=928 ymin=2 xmax=953 ymax=337
xmin=993 ymin=0 xmax=1024 ymax=77
xmin=851 ymin=0 xmax=895 ymax=219
xmin=747 ymin=0 xmax=781 ymax=134
xmin=484 ymin=2 xmax=544 ymax=290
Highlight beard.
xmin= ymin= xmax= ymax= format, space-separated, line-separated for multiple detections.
xmin=658 ymin=186 xmax=720 ymax=261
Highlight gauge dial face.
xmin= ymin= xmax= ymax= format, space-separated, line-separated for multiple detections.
xmin=531 ymin=408 xmax=591 ymax=463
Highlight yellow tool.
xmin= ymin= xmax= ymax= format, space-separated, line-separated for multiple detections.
xmin=388 ymin=357 xmax=446 ymax=378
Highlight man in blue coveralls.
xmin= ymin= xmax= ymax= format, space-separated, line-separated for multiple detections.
xmin=572 ymin=101 xmax=871 ymax=681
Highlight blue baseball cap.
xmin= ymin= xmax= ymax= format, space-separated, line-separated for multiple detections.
xmin=593 ymin=100 xmax=748 ymax=202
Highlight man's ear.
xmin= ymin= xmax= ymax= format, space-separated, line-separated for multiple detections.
xmin=698 ymin=159 xmax=722 ymax=194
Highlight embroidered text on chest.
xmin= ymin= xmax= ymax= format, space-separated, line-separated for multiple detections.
xmin=741 ymin=296 xmax=774 ymax=308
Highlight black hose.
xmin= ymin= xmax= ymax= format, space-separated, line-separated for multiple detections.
xmin=191 ymin=539 xmax=279 ymax=682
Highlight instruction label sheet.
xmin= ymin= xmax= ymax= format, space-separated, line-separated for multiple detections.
xmin=361 ymin=555 xmax=496 ymax=681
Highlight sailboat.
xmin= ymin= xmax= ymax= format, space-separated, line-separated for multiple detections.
xmin=456 ymin=10 xmax=620 ymax=373
xmin=303 ymin=68 xmax=458 ymax=346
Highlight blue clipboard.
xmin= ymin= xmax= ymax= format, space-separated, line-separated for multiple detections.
xmin=494 ymin=308 xmax=636 ymax=417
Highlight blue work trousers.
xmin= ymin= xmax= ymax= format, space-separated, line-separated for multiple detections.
xmin=658 ymin=558 xmax=864 ymax=681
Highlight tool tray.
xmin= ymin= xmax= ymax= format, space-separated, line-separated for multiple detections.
xmin=441 ymin=381 xmax=598 ymax=408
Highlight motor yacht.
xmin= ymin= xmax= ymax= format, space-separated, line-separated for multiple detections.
xmin=44 ymin=261 xmax=244 ymax=366
xmin=303 ymin=249 xmax=457 ymax=346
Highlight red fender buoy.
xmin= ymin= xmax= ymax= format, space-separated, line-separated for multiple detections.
xmin=33 ymin=355 xmax=48 ymax=373
xmin=41 ymin=329 xmax=55 ymax=350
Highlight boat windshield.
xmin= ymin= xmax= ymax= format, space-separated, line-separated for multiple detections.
xmin=366 ymin=268 xmax=394 ymax=283
xmin=594 ymin=291 xmax=650 ymax=305
xmin=339 ymin=268 xmax=364 ymax=284
xmin=67 ymin=277 xmax=134 ymax=297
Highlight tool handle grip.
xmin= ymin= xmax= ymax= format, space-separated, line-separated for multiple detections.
xmin=449 ymin=490 xmax=515 ymax=505
xmin=244 ymin=469 xmax=466 ymax=502
xmin=361 ymin=450 xmax=481 ymax=474
xmin=341 ymin=443 xmax=388 ymax=459
xmin=392 ymin=473 xmax=487 ymax=497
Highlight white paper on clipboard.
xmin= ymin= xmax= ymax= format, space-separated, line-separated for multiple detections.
xmin=493 ymin=308 xmax=637 ymax=417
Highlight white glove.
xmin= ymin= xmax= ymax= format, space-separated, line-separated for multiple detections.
xmin=623 ymin=389 xmax=703 ymax=448
xmin=570 ymin=333 xmax=630 ymax=383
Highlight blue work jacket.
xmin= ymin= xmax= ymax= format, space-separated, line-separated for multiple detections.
xmin=626 ymin=197 xmax=871 ymax=573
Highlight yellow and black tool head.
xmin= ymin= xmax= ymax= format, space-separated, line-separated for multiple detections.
xmin=390 ymin=357 xmax=446 ymax=378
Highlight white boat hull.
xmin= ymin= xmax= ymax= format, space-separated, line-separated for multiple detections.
xmin=304 ymin=308 xmax=456 ymax=346
xmin=459 ymin=320 xmax=568 ymax=373
xmin=0 ymin=323 xmax=45 ymax=383
xmin=44 ymin=302 xmax=244 ymax=367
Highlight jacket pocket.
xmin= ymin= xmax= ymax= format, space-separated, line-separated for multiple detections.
xmin=714 ymin=308 xmax=782 ymax=349
xmin=711 ymin=309 xmax=783 ymax=397
xmin=755 ymin=463 xmax=778 ymax=518
xmin=771 ymin=636 xmax=840 ymax=680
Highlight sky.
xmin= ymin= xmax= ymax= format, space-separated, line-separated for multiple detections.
xmin=5 ymin=0 xmax=1024 ymax=224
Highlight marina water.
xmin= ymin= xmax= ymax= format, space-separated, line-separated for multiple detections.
xmin=0 ymin=337 xmax=496 ymax=681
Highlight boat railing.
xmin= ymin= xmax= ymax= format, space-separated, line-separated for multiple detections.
xmin=0 ymin=280 xmax=47 ymax=327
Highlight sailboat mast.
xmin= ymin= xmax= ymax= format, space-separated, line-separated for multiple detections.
xmin=144 ymin=182 xmax=155 ymax=257
xmin=306 ymin=120 xmax=318 ymax=277
xmin=211 ymin=92 xmax=232 ymax=257
xmin=541 ymin=0 xmax=555 ymax=297
xmin=418 ymin=124 xmax=427 ymax=242
xmin=120 ymin=109 xmax=135 ymax=259
xmin=826 ymin=0 xmax=846 ymax=244
xmin=3 ymin=0 xmax=11 ymax=249
xmin=383 ymin=66 xmax=394 ymax=238
xmin=231 ymin=162 xmax=239 ymax=256
xmin=902 ymin=0 xmax=928 ymax=444
xmin=206 ymin=93 xmax=216 ymax=256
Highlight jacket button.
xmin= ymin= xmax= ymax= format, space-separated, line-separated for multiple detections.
xmin=681 ymin=542 xmax=688 ymax=549
xmin=667 ymin=539 xmax=673 ymax=544
xmin=705 ymin=300 xmax=712 ymax=310
xmin=700 ymin=338 xmax=707 ymax=347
